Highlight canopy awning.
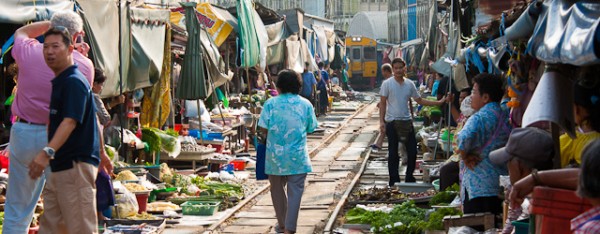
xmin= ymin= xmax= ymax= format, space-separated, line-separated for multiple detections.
xmin=170 ymin=2 xmax=235 ymax=47
xmin=0 ymin=0 xmax=73 ymax=24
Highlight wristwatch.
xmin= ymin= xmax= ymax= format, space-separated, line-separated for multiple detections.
xmin=43 ymin=146 xmax=56 ymax=160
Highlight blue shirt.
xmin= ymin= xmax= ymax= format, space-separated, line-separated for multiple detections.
xmin=258 ymin=94 xmax=318 ymax=175
xmin=457 ymin=102 xmax=511 ymax=200
xmin=49 ymin=65 xmax=99 ymax=172
xmin=320 ymin=69 xmax=329 ymax=83
xmin=300 ymin=72 xmax=317 ymax=97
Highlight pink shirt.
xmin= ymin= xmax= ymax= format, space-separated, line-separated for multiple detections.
xmin=11 ymin=35 xmax=94 ymax=125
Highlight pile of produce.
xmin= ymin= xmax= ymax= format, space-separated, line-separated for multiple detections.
xmin=344 ymin=200 xmax=462 ymax=234
xmin=147 ymin=202 xmax=180 ymax=213
xmin=115 ymin=170 xmax=138 ymax=181
xmin=125 ymin=212 xmax=160 ymax=220
xmin=349 ymin=187 xmax=436 ymax=203
xmin=124 ymin=183 xmax=148 ymax=192
xmin=180 ymin=144 xmax=213 ymax=152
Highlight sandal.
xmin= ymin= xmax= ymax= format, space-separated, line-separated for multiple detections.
xmin=370 ymin=144 xmax=381 ymax=150
xmin=274 ymin=223 xmax=285 ymax=233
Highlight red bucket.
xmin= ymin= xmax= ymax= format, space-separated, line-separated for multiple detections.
xmin=0 ymin=150 xmax=9 ymax=172
xmin=231 ymin=160 xmax=246 ymax=171
xmin=134 ymin=192 xmax=150 ymax=214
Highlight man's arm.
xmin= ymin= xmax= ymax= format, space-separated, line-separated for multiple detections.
xmin=29 ymin=118 xmax=77 ymax=179
xmin=379 ymin=96 xmax=387 ymax=131
xmin=15 ymin=21 xmax=51 ymax=39
xmin=413 ymin=96 xmax=445 ymax=106
xmin=510 ymin=168 xmax=580 ymax=208
xmin=98 ymin=119 xmax=113 ymax=175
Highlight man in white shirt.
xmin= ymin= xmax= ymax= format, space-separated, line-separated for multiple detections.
xmin=380 ymin=58 xmax=445 ymax=185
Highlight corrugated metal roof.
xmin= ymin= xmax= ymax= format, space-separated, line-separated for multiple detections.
xmin=347 ymin=11 xmax=388 ymax=40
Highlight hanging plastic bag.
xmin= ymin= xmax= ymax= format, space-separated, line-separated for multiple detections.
xmin=156 ymin=131 xmax=181 ymax=158
xmin=114 ymin=188 xmax=139 ymax=218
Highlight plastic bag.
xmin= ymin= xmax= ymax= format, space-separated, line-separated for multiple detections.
xmin=114 ymin=188 xmax=139 ymax=218
xmin=156 ymin=131 xmax=181 ymax=158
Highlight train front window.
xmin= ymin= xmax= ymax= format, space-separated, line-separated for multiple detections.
xmin=352 ymin=48 xmax=361 ymax=60
xmin=364 ymin=47 xmax=376 ymax=60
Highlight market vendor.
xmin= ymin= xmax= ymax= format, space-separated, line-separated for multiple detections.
xmin=456 ymin=73 xmax=511 ymax=215
xmin=489 ymin=127 xmax=554 ymax=234
xmin=560 ymin=71 xmax=600 ymax=168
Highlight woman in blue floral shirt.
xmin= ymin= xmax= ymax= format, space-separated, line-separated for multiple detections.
xmin=258 ymin=69 xmax=318 ymax=234
xmin=457 ymin=73 xmax=511 ymax=215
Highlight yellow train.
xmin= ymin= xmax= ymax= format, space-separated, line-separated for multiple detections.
xmin=345 ymin=36 xmax=378 ymax=89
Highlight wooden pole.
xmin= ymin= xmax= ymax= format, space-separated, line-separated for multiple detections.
xmin=246 ymin=67 xmax=251 ymax=95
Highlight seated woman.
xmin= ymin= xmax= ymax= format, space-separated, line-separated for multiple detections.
xmin=560 ymin=68 xmax=600 ymax=167
xmin=457 ymin=73 xmax=511 ymax=215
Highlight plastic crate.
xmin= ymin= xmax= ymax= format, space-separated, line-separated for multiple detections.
xmin=181 ymin=201 xmax=220 ymax=216
xmin=530 ymin=187 xmax=593 ymax=234
xmin=511 ymin=218 xmax=529 ymax=234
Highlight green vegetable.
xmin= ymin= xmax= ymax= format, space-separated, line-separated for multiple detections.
xmin=344 ymin=200 xmax=461 ymax=233
xmin=430 ymin=183 xmax=459 ymax=206
xmin=0 ymin=211 xmax=4 ymax=225
xmin=165 ymin=128 xmax=179 ymax=137
xmin=105 ymin=146 xmax=115 ymax=160
xmin=425 ymin=208 xmax=462 ymax=230
xmin=156 ymin=131 xmax=177 ymax=153
xmin=142 ymin=128 xmax=162 ymax=153
xmin=345 ymin=201 xmax=426 ymax=234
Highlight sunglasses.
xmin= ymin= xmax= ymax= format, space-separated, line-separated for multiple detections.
xmin=45 ymin=26 xmax=73 ymax=44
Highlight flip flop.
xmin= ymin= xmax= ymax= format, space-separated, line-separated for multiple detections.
xmin=369 ymin=144 xmax=381 ymax=150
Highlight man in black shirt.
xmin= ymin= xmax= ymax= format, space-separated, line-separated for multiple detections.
xmin=28 ymin=26 xmax=100 ymax=234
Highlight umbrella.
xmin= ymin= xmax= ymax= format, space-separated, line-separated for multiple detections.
xmin=177 ymin=2 xmax=208 ymax=143
xmin=237 ymin=0 xmax=261 ymax=94
xmin=176 ymin=2 xmax=208 ymax=100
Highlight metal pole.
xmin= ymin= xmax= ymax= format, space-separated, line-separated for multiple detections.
xmin=118 ymin=0 xmax=126 ymax=159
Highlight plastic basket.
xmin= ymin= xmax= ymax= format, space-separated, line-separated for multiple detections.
xmin=512 ymin=219 xmax=529 ymax=234
xmin=181 ymin=201 xmax=220 ymax=216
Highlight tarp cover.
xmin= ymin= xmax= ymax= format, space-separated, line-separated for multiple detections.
xmin=526 ymin=0 xmax=600 ymax=66
xmin=198 ymin=23 xmax=234 ymax=91
xmin=286 ymin=37 xmax=303 ymax=73
xmin=301 ymin=38 xmax=318 ymax=72
xmin=313 ymin=25 xmax=328 ymax=63
xmin=128 ymin=7 xmax=170 ymax=91
xmin=236 ymin=0 xmax=260 ymax=69
xmin=78 ymin=0 xmax=124 ymax=97
xmin=0 ymin=0 xmax=73 ymax=24
xmin=265 ymin=20 xmax=286 ymax=46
